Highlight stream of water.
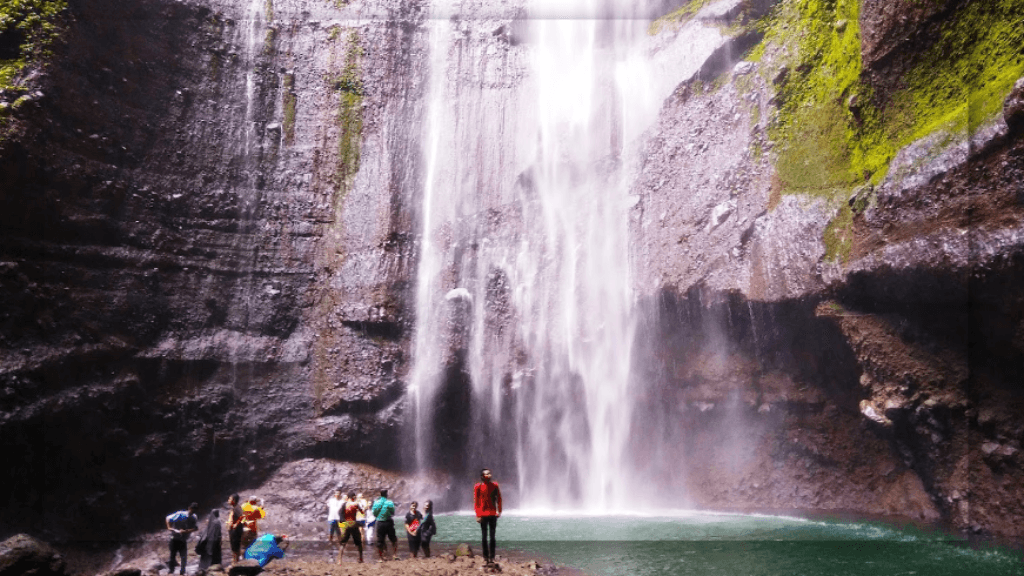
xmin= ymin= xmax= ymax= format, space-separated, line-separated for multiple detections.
xmin=410 ymin=0 xmax=726 ymax=509
xmin=435 ymin=512 xmax=1024 ymax=576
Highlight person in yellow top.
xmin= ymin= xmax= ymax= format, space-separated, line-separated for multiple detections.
xmin=355 ymin=493 xmax=368 ymax=543
xmin=240 ymin=496 xmax=266 ymax=550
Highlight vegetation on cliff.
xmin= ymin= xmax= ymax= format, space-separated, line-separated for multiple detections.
xmin=757 ymin=0 xmax=1024 ymax=261
xmin=334 ymin=29 xmax=363 ymax=194
xmin=0 ymin=0 xmax=65 ymax=90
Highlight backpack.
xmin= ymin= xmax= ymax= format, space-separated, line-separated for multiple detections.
xmin=167 ymin=510 xmax=188 ymax=524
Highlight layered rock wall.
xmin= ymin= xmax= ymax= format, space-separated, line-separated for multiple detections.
xmin=0 ymin=0 xmax=427 ymax=541
xmin=2 ymin=0 xmax=1024 ymax=545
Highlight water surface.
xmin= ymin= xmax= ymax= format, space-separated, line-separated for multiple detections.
xmin=435 ymin=511 xmax=1023 ymax=576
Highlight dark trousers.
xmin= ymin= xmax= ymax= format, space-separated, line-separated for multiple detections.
xmin=168 ymin=539 xmax=187 ymax=574
xmin=479 ymin=516 xmax=497 ymax=561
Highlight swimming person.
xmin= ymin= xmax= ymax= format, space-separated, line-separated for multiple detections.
xmin=474 ymin=468 xmax=503 ymax=565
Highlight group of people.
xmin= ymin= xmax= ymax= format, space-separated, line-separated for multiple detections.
xmin=326 ymin=488 xmax=437 ymax=564
xmin=163 ymin=467 xmax=504 ymax=573
xmin=164 ymin=494 xmax=286 ymax=575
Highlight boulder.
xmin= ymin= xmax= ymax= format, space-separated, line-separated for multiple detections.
xmin=453 ymin=543 xmax=474 ymax=558
xmin=0 ymin=534 xmax=67 ymax=576
xmin=102 ymin=569 xmax=142 ymax=576
xmin=1004 ymin=76 xmax=1024 ymax=133
xmin=227 ymin=559 xmax=262 ymax=576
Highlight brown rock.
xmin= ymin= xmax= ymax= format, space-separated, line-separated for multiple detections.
xmin=1004 ymin=76 xmax=1024 ymax=133
xmin=102 ymin=569 xmax=142 ymax=576
xmin=227 ymin=560 xmax=262 ymax=576
xmin=0 ymin=534 xmax=67 ymax=576
xmin=453 ymin=543 xmax=474 ymax=558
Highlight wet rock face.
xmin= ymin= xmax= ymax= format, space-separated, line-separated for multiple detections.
xmin=630 ymin=0 xmax=1024 ymax=538
xmin=0 ymin=534 xmax=68 ymax=576
xmin=859 ymin=0 xmax=955 ymax=70
xmin=0 ymin=0 xmax=427 ymax=542
xmin=626 ymin=286 xmax=939 ymax=520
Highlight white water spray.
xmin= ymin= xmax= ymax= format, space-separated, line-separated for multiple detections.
xmin=411 ymin=0 xmax=727 ymax=511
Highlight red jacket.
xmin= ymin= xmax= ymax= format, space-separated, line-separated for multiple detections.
xmin=474 ymin=481 xmax=502 ymax=517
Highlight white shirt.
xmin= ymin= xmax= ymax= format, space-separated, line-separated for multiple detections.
xmin=327 ymin=496 xmax=344 ymax=522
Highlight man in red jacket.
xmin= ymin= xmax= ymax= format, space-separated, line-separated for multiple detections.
xmin=473 ymin=468 xmax=503 ymax=565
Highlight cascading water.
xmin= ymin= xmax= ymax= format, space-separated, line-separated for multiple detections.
xmin=411 ymin=0 xmax=727 ymax=510
xmin=228 ymin=0 xmax=270 ymax=386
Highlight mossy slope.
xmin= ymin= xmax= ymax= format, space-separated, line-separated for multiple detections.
xmin=759 ymin=0 xmax=1024 ymax=261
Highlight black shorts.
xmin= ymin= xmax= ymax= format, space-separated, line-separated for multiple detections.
xmin=376 ymin=519 xmax=397 ymax=549
xmin=340 ymin=523 xmax=362 ymax=548
xmin=229 ymin=526 xmax=244 ymax=554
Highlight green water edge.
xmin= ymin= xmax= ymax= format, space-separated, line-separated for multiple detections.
xmin=431 ymin=511 xmax=1024 ymax=576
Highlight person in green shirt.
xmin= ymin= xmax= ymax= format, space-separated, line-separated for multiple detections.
xmin=371 ymin=489 xmax=398 ymax=560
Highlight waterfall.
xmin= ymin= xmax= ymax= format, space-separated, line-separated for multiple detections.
xmin=411 ymin=0 xmax=716 ymax=510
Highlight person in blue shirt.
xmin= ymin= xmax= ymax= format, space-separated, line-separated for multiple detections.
xmin=370 ymin=489 xmax=397 ymax=560
xmin=244 ymin=533 xmax=289 ymax=568
xmin=165 ymin=503 xmax=199 ymax=575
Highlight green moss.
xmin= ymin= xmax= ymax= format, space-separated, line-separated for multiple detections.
xmin=0 ymin=0 xmax=66 ymax=89
xmin=334 ymin=30 xmax=363 ymax=195
xmin=903 ymin=0 xmax=1024 ymax=138
xmin=649 ymin=0 xmax=712 ymax=35
xmin=822 ymin=202 xmax=853 ymax=262
xmin=282 ymin=72 xmax=296 ymax=144
xmin=263 ymin=26 xmax=276 ymax=56
xmin=758 ymin=0 xmax=1023 ymax=259
xmin=765 ymin=0 xmax=1024 ymax=201
xmin=265 ymin=0 xmax=273 ymax=21
xmin=327 ymin=25 xmax=340 ymax=41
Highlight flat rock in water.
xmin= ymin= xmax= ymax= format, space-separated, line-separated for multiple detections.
xmin=0 ymin=534 xmax=68 ymax=576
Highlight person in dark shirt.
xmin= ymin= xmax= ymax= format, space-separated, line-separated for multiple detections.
xmin=474 ymin=469 xmax=503 ymax=565
xmin=165 ymin=502 xmax=199 ymax=575
xmin=419 ymin=500 xmax=437 ymax=558
xmin=226 ymin=494 xmax=245 ymax=564
xmin=194 ymin=509 xmax=222 ymax=572
xmin=404 ymin=501 xmax=423 ymax=558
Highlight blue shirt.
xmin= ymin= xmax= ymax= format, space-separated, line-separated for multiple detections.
xmin=371 ymin=498 xmax=396 ymax=523
xmin=244 ymin=534 xmax=285 ymax=567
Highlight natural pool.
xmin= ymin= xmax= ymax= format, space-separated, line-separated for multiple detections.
xmin=434 ymin=511 xmax=1023 ymax=576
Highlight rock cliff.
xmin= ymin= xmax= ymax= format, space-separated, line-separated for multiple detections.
xmin=1 ymin=0 xmax=1023 ymax=545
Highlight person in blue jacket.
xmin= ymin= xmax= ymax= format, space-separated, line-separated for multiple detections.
xmin=244 ymin=533 xmax=289 ymax=567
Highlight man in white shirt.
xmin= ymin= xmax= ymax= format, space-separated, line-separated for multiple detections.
xmin=326 ymin=489 xmax=345 ymax=544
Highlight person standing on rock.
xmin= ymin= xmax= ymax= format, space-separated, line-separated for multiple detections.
xmin=194 ymin=509 xmax=222 ymax=573
xmin=364 ymin=493 xmax=377 ymax=550
xmin=356 ymin=493 xmax=368 ymax=543
xmin=165 ymin=502 xmax=199 ymax=575
xmin=474 ymin=468 xmax=503 ymax=565
xmin=326 ymin=488 xmax=345 ymax=545
xmin=240 ymin=496 xmax=265 ymax=551
xmin=338 ymin=491 xmax=365 ymax=564
xmin=404 ymin=501 xmax=423 ymax=558
xmin=371 ymin=489 xmax=398 ymax=561
xmin=419 ymin=500 xmax=437 ymax=558
xmin=226 ymin=494 xmax=245 ymax=564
